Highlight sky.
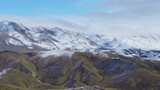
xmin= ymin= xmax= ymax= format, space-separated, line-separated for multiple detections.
xmin=0 ymin=0 xmax=160 ymax=36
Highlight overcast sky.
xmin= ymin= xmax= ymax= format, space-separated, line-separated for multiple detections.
xmin=0 ymin=0 xmax=160 ymax=36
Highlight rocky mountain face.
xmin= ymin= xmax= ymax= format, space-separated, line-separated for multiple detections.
xmin=0 ymin=21 xmax=160 ymax=60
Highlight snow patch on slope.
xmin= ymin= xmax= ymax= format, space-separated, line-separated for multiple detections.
xmin=0 ymin=68 xmax=11 ymax=79
xmin=40 ymin=50 xmax=74 ymax=57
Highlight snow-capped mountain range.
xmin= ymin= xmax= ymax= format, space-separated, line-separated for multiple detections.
xmin=0 ymin=21 xmax=160 ymax=60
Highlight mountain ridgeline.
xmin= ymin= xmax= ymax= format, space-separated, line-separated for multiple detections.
xmin=0 ymin=21 xmax=160 ymax=60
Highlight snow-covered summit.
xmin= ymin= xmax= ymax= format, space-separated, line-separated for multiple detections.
xmin=0 ymin=21 xmax=160 ymax=60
